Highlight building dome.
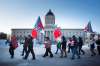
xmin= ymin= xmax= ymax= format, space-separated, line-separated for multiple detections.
xmin=46 ymin=9 xmax=54 ymax=16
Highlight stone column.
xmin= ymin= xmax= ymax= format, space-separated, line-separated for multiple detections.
xmin=51 ymin=31 xmax=53 ymax=41
xmin=49 ymin=31 xmax=51 ymax=40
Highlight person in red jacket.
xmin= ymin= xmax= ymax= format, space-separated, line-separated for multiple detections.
xmin=9 ymin=35 xmax=18 ymax=59
xmin=43 ymin=37 xmax=53 ymax=58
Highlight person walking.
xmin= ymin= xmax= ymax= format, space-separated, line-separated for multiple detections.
xmin=96 ymin=34 xmax=100 ymax=55
xmin=70 ymin=35 xmax=80 ymax=60
xmin=89 ymin=36 xmax=96 ymax=56
xmin=21 ymin=37 xmax=28 ymax=56
xmin=67 ymin=37 xmax=72 ymax=53
xmin=78 ymin=36 xmax=85 ymax=55
xmin=9 ymin=35 xmax=18 ymax=59
xmin=9 ymin=41 xmax=15 ymax=59
xmin=96 ymin=35 xmax=100 ymax=55
xmin=60 ymin=36 xmax=67 ymax=58
xmin=55 ymin=40 xmax=61 ymax=54
xmin=23 ymin=35 xmax=36 ymax=60
xmin=43 ymin=37 xmax=53 ymax=58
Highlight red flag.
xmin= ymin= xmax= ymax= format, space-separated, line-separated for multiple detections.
xmin=31 ymin=28 xmax=37 ymax=38
xmin=53 ymin=27 xmax=62 ymax=39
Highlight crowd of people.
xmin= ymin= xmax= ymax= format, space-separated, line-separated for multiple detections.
xmin=7 ymin=34 xmax=100 ymax=60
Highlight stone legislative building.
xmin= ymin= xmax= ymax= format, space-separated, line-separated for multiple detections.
xmin=12 ymin=10 xmax=86 ymax=43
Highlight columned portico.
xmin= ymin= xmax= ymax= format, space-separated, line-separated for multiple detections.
xmin=44 ymin=9 xmax=56 ymax=42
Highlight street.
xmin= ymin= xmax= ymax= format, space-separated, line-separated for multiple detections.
xmin=0 ymin=44 xmax=100 ymax=66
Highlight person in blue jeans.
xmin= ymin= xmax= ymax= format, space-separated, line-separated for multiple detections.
xmin=70 ymin=35 xmax=80 ymax=60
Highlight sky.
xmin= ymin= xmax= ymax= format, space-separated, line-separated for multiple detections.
xmin=0 ymin=0 xmax=100 ymax=34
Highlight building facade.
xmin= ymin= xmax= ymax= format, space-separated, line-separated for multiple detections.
xmin=12 ymin=10 xmax=86 ymax=43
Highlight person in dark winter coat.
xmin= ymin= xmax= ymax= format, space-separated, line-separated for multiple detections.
xmin=96 ymin=34 xmax=100 ymax=55
xmin=23 ymin=35 xmax=35 ymax=60
xmin=9 ymin=41 xmax=15 ymax=59
xmin=60 ymin=36 xmax=67 ymax=58
xmin=89 ymin=36 xmax=96 ymax=56
xmin=21 ymin=37 xmax=28 ymax=56
xmin=78 ymin=37 xmax=85 ymax=55
xmin=43 ymin=37 xmax=53 ymax=58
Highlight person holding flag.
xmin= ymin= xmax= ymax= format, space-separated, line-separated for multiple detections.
xmin=24 ymin=16 xmax=44 ymax=60
xmin=23 ymin=35 xmax=36 ymax=60
xmin=84 ymin=21 xmax=96 ymax=56
xmin=53 ymin=27 xmax=67 ymax=57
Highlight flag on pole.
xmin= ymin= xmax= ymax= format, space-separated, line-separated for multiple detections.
xmin=31 ymin=16 xmax=44 ymax=38
xmin=84 ymin=21 xmax=93 ymax=33
xmin=34 ymin=16 xmax=44 ymax=31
